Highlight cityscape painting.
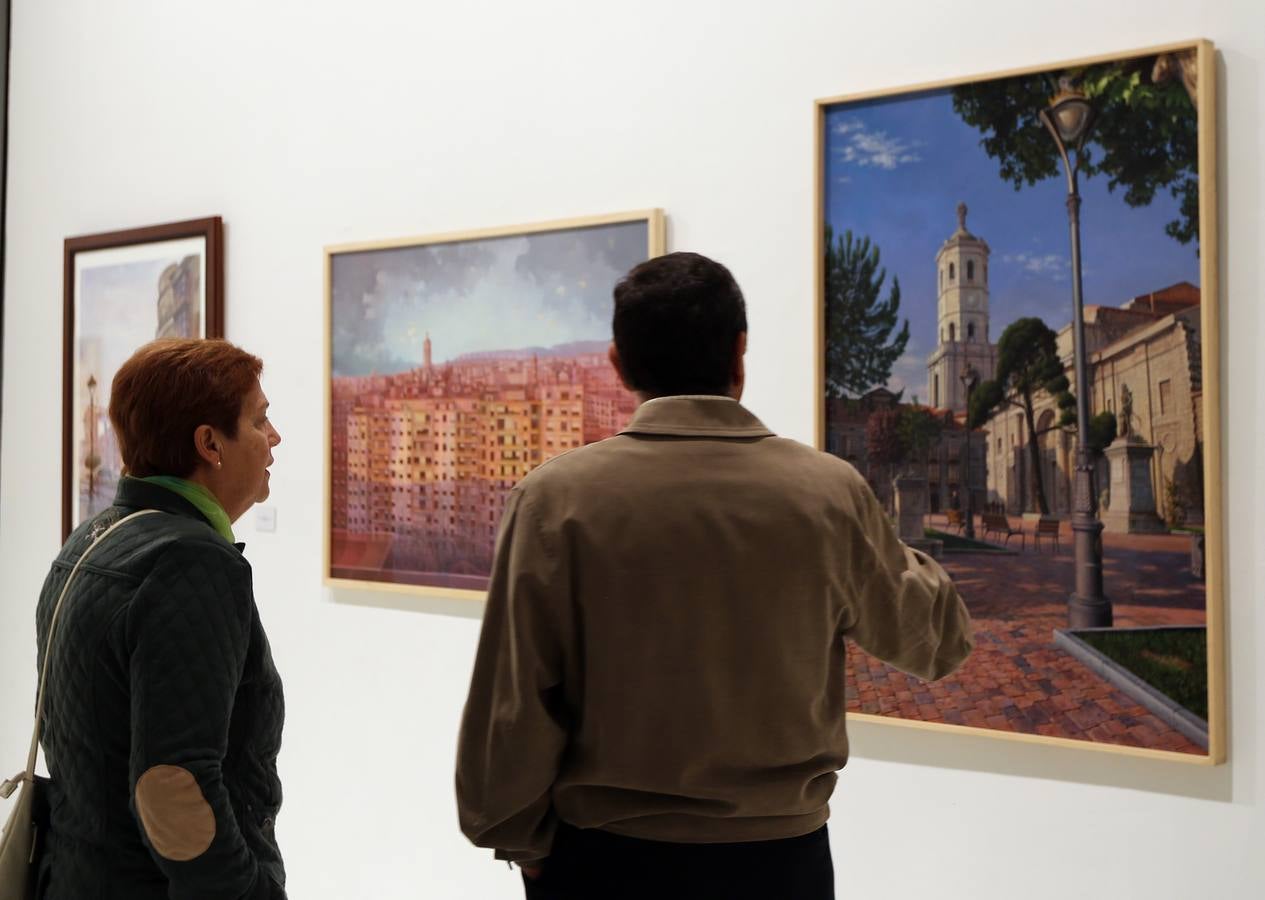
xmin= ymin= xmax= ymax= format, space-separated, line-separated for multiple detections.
xmin=62 ymin=217 xmax=224 ymax=539
xmin=816 ymin=42 xmax=1223 ymax=760
xmin=326 ymin=210 xmax=665 ymax=596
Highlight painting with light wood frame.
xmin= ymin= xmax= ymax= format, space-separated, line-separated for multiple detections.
xmin=815 ymin=41 xmax=1223 ymax=761
xmin=325 ymin=210 xmax=665 ymax=599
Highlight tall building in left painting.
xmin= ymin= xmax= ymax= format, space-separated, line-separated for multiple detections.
xmin=156 ymin=255 xmax=201 ymax=338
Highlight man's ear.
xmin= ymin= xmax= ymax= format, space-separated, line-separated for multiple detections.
xmin=729 ymin=331 xmax=747 ymax=400
xmin=608 ymin=342 xmax=634 ymax=392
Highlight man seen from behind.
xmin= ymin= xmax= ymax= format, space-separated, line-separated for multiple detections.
xmin=457 ymin=252 xmax=974 ymax=900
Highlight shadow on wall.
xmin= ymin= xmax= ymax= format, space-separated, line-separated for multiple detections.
xmin=328 ymin=586 xmax=485 ymax=623
xmin=846 ymin=714 xmax=1231 ymax=802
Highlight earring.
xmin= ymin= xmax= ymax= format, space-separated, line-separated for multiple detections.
xmin=216 ymin=460 xmax=223 ymax=469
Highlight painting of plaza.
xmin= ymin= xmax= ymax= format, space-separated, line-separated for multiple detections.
xmin=819 ymin=43 xmax=1219 ymax=757
xmin=327 ymin=213 xmax=662 ymax=593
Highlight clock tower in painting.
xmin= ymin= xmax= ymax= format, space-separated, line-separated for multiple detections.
xmin=926 ymin=202 xmax=998 ymax=413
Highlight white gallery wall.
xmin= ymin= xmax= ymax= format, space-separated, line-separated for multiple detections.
xmin=2 ymin=0 xmax=1262 ymax=897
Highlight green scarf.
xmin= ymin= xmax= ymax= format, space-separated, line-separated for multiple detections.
xmin=140 ymin=476 xmax=235 ymax=544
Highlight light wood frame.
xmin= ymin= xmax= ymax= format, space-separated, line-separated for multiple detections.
xmin=62 ymin=216 xmax=224 ymax=540
xmin=814 ymin=41 xmax=1223 ymax=763
xmin=324 ymin=209 xmax=666 ymax=601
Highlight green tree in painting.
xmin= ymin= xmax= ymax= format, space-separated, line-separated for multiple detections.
xmin=865 ymin=406 xmax=905 ymax=510
xmin=1088 ymin=411 xmax=1118 ymax=455
xmin=951 ymin=52 xmax=1199 ymax=245
xmin=898 ymin=405 xmax=945 ymax=469
xmin=969 ymin=318 xmax=1075 ymax=515
xmin=824 ymin=226 xmax=910 ymax=397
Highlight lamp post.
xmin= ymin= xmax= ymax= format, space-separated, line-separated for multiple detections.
xmin=85 ymin=374 xmax=99 ymax=514
xmin=960 ymin=362 xmax=979 ymax=540
xmin=1038 ymin=79 xmax=1112 ymax=628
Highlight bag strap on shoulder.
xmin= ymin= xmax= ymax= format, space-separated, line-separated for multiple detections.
xmin=1 ymin=509 xmax=161 ymax=798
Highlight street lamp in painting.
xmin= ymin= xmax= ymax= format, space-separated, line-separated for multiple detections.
xmin=1038 ymin=79 xmax=1112 ymax=628
xmin=85 ymin=374 xmax=100 ymax=516
xmin=959 ymin=361 xmax=979 ymax=540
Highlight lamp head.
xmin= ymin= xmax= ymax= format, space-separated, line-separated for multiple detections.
xmin=1046 ymin=77 xmax=1095 ymax=147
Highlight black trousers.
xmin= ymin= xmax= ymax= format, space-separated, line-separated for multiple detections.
xmin=522 ymin=822 xmax=835 ymax=900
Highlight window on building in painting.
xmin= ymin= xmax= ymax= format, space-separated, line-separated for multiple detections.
xmin=934 ymin=374 xmax=940 ymax=408
xmin=949 ymin=262 xmax=955 ymax=280
xmin=949 ymin=323 xmax=955 ymax=342
xmin=1159 ymin=379 xmax=1172 ymax=414
xmin=967 ymin=260 xmax=975 ymax=281
xmin=967 ymin=322 xmax=975 ymax=341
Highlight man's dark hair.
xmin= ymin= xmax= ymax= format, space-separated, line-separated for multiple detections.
xmin=612 ymin=252 xmax=747 ymax=396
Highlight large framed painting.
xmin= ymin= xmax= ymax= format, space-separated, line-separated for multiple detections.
xmin=63 ymin=217 xmax=224 ymax=539
xmin=816 ymin=41 xmax=1223 ymax=761
xmin=325 ymin=210 xmax=665 ymax=598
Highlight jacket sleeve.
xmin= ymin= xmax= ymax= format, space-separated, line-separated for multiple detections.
xmin=840 ymin=475 xmax=974 ymax=681
xmin=125 ymin=541 xmax=275 ymax=900
xmin=456 ymin=487 xmax=571 ymax=863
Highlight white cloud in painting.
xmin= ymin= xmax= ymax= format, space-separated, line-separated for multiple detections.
xmin=330 ymin=221 xmax=649 ymax=376
xmin=832 ymin=118 xmax=921 ymax=170
xmin=1003 ymin=251 xmax=1070 ymax=280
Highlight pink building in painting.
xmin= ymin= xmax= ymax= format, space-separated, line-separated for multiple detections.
xmin=329 ymin=342 xmax=637 ymax=587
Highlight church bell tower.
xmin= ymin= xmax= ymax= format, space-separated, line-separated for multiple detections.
xmin=926 ymin=203 xmax=997 ymax=412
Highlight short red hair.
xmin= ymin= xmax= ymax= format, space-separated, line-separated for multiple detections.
xmin=110 ymin=339 xmax=263 ymax=478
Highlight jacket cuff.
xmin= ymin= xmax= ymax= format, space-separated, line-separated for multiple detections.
xmin=494 ymin=848 xmax=547 ymax=863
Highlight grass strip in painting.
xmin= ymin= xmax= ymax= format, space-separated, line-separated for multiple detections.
xmin=1078 ymin=628 xmax=1207 ymax=721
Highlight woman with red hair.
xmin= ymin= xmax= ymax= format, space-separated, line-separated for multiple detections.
xmin=33 ymin=338 xmax=285 ymax=899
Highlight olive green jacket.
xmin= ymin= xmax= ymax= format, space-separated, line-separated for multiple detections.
xmin=457 ymin=396 xmax=972 ymax=861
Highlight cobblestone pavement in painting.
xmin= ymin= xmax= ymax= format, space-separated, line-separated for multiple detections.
xmin=845 ymin=519 xmax=1207 ymax=754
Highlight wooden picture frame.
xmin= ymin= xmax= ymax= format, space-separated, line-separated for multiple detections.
xmin=325 ymin=209 xmax=665 ymax=600
xmin=815 ymin=41 xmax=1223 ymax=762
xmin=62 ymin=216 xmax=224 ymax=539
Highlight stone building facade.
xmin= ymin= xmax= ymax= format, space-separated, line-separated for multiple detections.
xmin=982 ymin=282 xmax=1203 ymax=523
xmin=824 ymin=389 xmax=986 ymax=515
xmin=155 ymin=255 xmax=201 ymax=339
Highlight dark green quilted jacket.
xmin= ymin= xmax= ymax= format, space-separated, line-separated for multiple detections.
xmin=34 ymin=478 xmax=286 ymax=899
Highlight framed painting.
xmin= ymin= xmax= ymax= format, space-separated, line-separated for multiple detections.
xmin=62 ymin=217 xmax=224 ymax=539
xmin=325 ymin=209 xmax=665 ymax=598
xmin=816 ymin=41 xmax=1223 ymax=761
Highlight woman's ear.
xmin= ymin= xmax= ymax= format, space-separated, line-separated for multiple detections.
xmin=192 ymin=424 xmax=221 ymax=469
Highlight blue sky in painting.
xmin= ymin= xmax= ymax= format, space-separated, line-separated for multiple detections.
xmin=824 ymin=88 xmax=1200 ymax=398
xmin=331 ymin=221 xmax=648 ymax=377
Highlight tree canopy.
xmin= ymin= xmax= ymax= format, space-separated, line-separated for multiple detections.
xmin=971 ymin=317 xmax=1076 ymax=515
xmin=951 ymin=54 xmax=1199 ymax=245
xmin=824 ymin=227 xmax=910 ymax=397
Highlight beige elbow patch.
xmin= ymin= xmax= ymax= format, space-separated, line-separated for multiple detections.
xmin=135 ymin=765 xmax=216 ymax=861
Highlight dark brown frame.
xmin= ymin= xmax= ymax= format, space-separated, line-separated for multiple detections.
xmin=62 ymin=216 xmax=224 ymax=538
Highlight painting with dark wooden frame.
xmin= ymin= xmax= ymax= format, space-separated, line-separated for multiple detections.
xmin=62 ymin=216 xmax=224 ymax=539
xmin=816 ymin=41 xmax=1223 ymax=762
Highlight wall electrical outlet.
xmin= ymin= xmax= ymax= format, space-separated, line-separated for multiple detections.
xmin=255 ymin=506 xmax=277 ymax=533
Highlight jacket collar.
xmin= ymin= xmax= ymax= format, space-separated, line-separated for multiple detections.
xmin=619 ymin=395 xmax=774 ymax=438
xmin=113 ymin=477 xmax=246 ymax=552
